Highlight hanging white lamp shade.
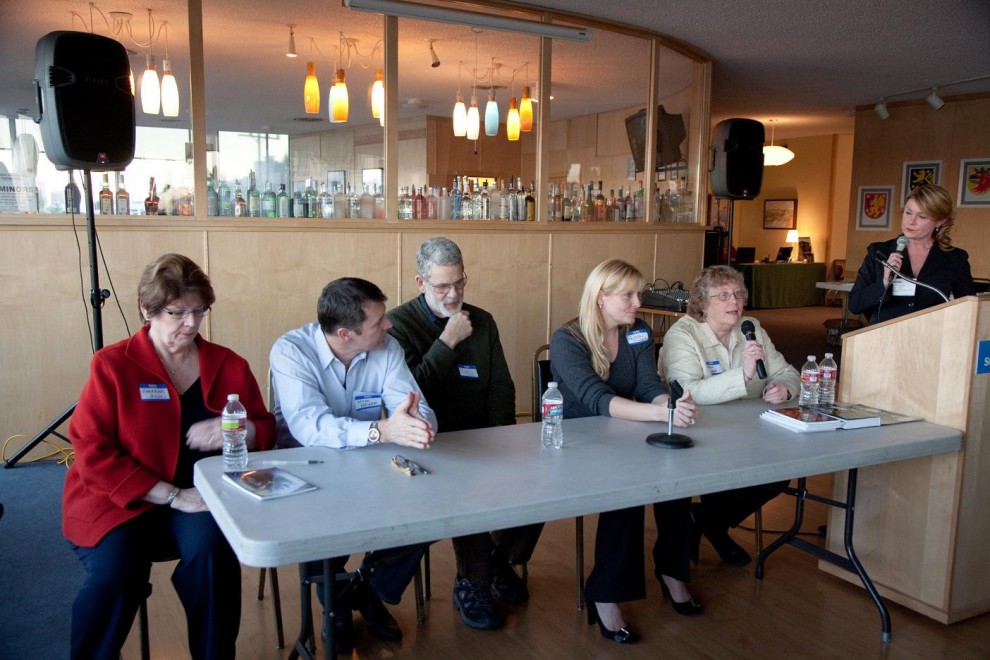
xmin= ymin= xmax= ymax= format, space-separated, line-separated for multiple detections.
xmin=484 ymin=92 xmax=499 ymax=136
xmin=140 ymin=54 xmax=160 ymax=115
xmin=160 ymin=59 xmax=179 ymax=117
xmin=466 ymin=95 xmax=480 ymax=140
xmin=452 ymin=95 xmax=467 ymax=136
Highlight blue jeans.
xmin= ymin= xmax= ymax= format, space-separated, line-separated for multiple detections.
xmin=70 ymin=507 xmax=240 ymax=660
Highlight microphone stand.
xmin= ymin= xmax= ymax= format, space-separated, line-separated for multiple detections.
xmin=876 ymin=257 xmax=950 ymax=303
xmin=646 ymin=381 xmax=694 ymax=449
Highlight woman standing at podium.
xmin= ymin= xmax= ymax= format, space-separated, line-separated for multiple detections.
xmin=550 ymin=258 xmax=699 ymax=644
xmin=849 ymin=184 xmax=975 ymax=323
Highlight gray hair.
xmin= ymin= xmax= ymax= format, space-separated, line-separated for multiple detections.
xmin=416 ymin=237 xmax=463 ymax=279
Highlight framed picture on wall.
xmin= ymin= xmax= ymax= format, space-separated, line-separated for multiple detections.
xmin=957 ymin=158 xmax=990 ymax=207
xmin=856 ymin=186 xmax=894 ymax=230
xmin=901 ymin=160 xmax=941 ymax=206
xmin=362 ymin=168 xmax=383 ymax=192
xmin=763 ymin=198 xmax=797 ymax=229
xmin=326 ymin=170 xmax=346 ymax=195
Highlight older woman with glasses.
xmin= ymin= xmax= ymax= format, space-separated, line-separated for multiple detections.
xmin=63 ymin=253 xmax=275 ymax=660
xmin=658 ymin=265 xmax=798 ymax=568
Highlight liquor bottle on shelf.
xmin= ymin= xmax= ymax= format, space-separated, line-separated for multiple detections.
xmin=218 ymin=178 xmax=232 ymax=216
xmin=546 ymin=182 xmax=556 ymax=222
xmin=461 ymin=177 xmax=474 ymax=220
xmin=113 ymin=174 xmax=129 ymax=215
xmin=579 ymin=183 xmax=592 ymax=222
xmin=232 ymin=181 xmax=247 ymax=217
xmin=206 ymin=175 xmax=219 ymax=216
xmin=304 ymin=178 xmax=318 ymax=218
xmin=318 ymin=183 xmax=332 ymax=219
xmin=347 ymin=184 xmax=361 ymax=219
xmin=276 ymin=183 xmax=291 ymax=218
xmin=438 ymin=187 xmax=451 ymax=219
xmin=292 ymin=188 xmax=307 ymax=218
xmin=176 ymin=186 xmax=194 ymax=216
xmin=515 ymin=176 xmax=527 ymax=221
xmin=525 ymin=181 xmax=536 ymax=222
xmin=479 ymin=182 xmax=491 ymax=220
xmin=144 ymin=177 xmax=159 ymax=216
xmin=624 ymin=187 xmax=635 ymax=221
xmin=372 ymin=185 xmax=384 ymax=219
xmin=359 ymin=184 xmax=374 ymax=219
xmin=99 ymin=173 xmax=113 ymax=215
xmin=505 ymin=178 xmax=517 ymax=221
xmin=426 ymin=187 xmax=439 ymax=219
xmin=606 ymin=189 xmax=616 ymax=222
xmin=398 ymin=187 xmax=413 ymax=220
xmin=561 ymin=184 xmax=573 ymax=222
xmin=594 ymin=182 xmax=606 ymax=222
xmin=553 ymin=182 xmax=563 ymax=222
xmin=158 ymin=184 xmax=173 ymax=215
xmin=634 ymin=181 xmax=644 ymax=220
xmin=247 ymin=170 xmax=261 ymax=217
xmin=496 ymin=179 xmax=509 ymax=221
xmin=262 ymin=182 xmax=277 ymax=218
xmin=65 ymin=177 xmax=81 ymax=215
xmin=333 ymin=184 xmax=347 ymax=219
xmin=450 ymin=176 xmax=462 ymax=220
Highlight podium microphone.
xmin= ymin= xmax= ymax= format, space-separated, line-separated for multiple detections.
xmin=740 ymin=320 xmax=767 ymax=379
xmin=646 ymin=380 xmax=694 ymax=449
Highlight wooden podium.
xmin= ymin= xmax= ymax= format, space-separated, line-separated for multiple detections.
xmin=822 ymin=295 xmax=990 ymax=623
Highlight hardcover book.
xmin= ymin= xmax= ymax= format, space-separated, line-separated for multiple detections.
xmin=761 ymin=402 xmax=920 ymax=433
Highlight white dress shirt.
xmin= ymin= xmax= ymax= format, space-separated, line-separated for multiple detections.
xmin=271 ymin=321 xmax=437 ymax=448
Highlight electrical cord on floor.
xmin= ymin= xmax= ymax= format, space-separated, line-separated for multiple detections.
xmin=3 ymin=434 xmax=74 ymax=466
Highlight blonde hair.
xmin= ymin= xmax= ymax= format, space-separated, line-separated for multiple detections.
xmin=575 ymin=259 xmax=645 ymax=380
xmin=906 ymin=184 xmax=955 ymax=251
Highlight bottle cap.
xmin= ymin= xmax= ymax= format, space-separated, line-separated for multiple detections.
xmin=227 ymin=393 xmax=239 ymax=401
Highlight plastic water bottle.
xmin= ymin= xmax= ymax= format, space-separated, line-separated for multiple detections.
xmin=799 ymin=356 xmax=820 ymax=408
xmin=819 ymin=353 xmax=837 ymax=407
xmin=222 ymin=394 xmax=248 ymax=469
xmin=541 ymin=382 xmax=564 ymax=449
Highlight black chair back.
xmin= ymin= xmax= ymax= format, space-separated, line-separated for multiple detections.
xmin=532 ymin=344 xmax=551 ymax=423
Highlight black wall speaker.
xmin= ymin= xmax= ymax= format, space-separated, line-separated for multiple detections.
xmin=34 ymin=31 xmax=135 ymax=171
xmin=709 ymin=118 xmax=764 ymax=200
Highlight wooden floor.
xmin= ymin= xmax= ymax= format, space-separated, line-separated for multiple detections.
xmin=123 ymin=476 xmax=990 ymax=659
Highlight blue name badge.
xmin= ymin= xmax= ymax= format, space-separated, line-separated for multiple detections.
xmin=627 ymin=329 xmax=650 ymax=345
xmin=706 ymin=360 xmax=724 ymax=376
xmin=139 ymin=384 xmax=170 ymax=401
xmin=354 ymin=393 xmax=383 ymax=412
xmin=458 ymin=364 xmax=480 ymax=379
xmin=977 ymin=340 xmax=990 ymax=375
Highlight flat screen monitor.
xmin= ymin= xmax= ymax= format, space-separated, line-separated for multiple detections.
xmin=624 ymin=105 xmax=687 ymax=173
xmin=735 ymin=247 xmax=756 ymax=263
xmin=775 ymin=246 xmax=793 ymax=262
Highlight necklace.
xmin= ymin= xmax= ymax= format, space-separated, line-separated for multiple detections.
xmin=159 ymin=349 xmax=191 ymax=375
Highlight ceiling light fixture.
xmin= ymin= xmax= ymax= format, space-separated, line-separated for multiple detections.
xmin=520 ymin=85 xmax=533 ymax=132
xmin=926 ymin=88 xmax=945 ymax=111
xmin=372 ymin=68 xmax=384 ymax=125
xmin=874 ymin=98 xmax=890 ymax=120
xmin=452 ymin=61 xmax=467 ymax=136
xmin=762 ymin=119 xmax=795 ymax=166
xmin=304 ymin=61 xmax=320 ymax=114
xmin=159 ymin=22 xmax=179 ymax=117
xmin=329 ymin=33 xmax=349 ymax=123
xmin=467 ymin=94 xmax=480 ymax=140
xmin=428 ymin=39 xmax=440 ymax=68
xmin=344 ymin=0 xmax=592 ymax=42
xmin=506 ymin=96 xmax=520 ymax=141
xmin=286 ymin=25 xmax=297 ymax=58
xmin=139 ymin=10 xmax=160 ymax=115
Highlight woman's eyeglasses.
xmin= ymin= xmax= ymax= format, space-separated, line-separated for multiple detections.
xmin=709 ymin=290 xmax=748 ymax=302
xmin=162 ymin=306 xmax=211 ymax=320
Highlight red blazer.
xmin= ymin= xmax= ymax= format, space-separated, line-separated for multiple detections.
xmin=62 ymin=324 xmax=275 ymax=547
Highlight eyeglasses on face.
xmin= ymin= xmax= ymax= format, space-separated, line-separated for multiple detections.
xmin=709 ymin=289 xmax=748 ymax=302
xmin=162 ymin=306 xmax=211 ymax=320
xmin=426 ymin=273 xmax=468 ymax=295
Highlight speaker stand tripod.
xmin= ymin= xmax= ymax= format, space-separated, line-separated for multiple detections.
xmin=5 ymin=169 xmax=108 ymax=468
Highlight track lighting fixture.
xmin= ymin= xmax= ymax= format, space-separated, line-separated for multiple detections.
xmin=428 ymin=39 xmax=440 ymax=68
xmin=874 ymin=99 xmax=890 ymax=120
xmin=926 ymin=88 xmax=944 ymax=111
xmin=286 ymin=25 xmax=297 ymax=58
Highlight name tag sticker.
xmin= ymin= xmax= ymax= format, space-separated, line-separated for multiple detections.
xmin=139 ymin=384 xmax=170 ymax=401
xmin=977 ymin=340 xmax=990 ymax=375
xmin=353 ymin=393 xmax=383 ymax=412
xmin=627 ymin=329 xmax=649 ymax=345
xmin=458 ymin=364 xmax=480 ymax=378
xmin=891 ymin=279 xmax=916 ymax=297
xmin=706 ymin=360 xmax=724 ymax=376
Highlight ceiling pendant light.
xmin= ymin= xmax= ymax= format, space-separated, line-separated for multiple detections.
xmin=371 ymin=68 xmax=384 ymax=125
xmin=519 ymin=85 xmax=533 ymax=132
xmin=506 ymin=96 xmax=520 ymax=141
xmin=140 ymin=54 xmax=160 ymax=115
xmin=452 ymin=61 xmax=466 ymax=136
xmin=330 ymin=69 xmax=349 ymax=122
xmin=159 ymin=22 xmax=179 ymax=117
xmin=466 ymin=94 xmax=480 ymax=140
xmin=485 ymin=90 xmax=499 ymax=136
xmin=286 ymin=25 xmax=297 ymax=58
xmin=304 ymin=61 xmax=320 ymax=114
xmin=762 ymin=119 xmax=794 ymax=166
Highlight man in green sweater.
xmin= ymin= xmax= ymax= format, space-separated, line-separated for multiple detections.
xmin=387 ymin=236 xmax=543 ymax=631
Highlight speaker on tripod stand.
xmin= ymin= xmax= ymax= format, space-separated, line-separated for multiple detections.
xmin=5 ymin=31 xmax=135 ymax=468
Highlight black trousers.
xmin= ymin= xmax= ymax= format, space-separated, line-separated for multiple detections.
xmin=453 ymin=522 xmax=545 ymax=585
xmin=309 ymin=542 xmax=430 ymax=608
xmin=699 ymin=481 xmax=789 ymax=532
xmin=584 ymin=497 xmax=691 ymax=604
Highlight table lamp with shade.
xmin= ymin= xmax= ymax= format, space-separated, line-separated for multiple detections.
xmin=786 ymin=229 xmax=800 ymax=261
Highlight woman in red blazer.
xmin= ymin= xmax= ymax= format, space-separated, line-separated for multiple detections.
xmin=63 ymin=253 xmax=275 ymax=660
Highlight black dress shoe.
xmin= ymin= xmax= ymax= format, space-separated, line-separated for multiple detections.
xmin=354 ymin=584 xmax=403 ymax=641
xmin=585 ymin=597 xmax=637 ymax=644
xmin=491 ymin=559 xmax=529 ymax=604
xmin=321 ymin=608 xmax=356 ymax=654
xmin=705 ymin=530 xmax=752 ymax=567
xmin=660 ymin=582 xmax=703 ymax=617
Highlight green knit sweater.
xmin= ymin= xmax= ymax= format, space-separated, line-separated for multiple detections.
xmin=387 ymin=296 xmax=515 ymax=432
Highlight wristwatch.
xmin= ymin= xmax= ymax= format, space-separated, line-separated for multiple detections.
xmin=367 ymin=420 xmax=381 ymax=445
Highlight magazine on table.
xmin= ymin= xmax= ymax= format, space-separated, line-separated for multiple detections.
xmin=222 ymin=467 xmax=318 ymax=501
xmin=761 ymin=402 xmax=920 ymax=433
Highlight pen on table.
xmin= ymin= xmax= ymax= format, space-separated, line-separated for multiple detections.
xmin=258 ymin=460 xmax=325 ymax=466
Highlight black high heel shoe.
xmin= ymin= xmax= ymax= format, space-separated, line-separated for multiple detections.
xmin=585 ymin=598 xmax=638 ymax=644
xmin=660 ymin=582 xmax=703 ymax=617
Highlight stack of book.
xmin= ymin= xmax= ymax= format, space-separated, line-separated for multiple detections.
xmin=760 ymin=402 xmax=920 ymax=433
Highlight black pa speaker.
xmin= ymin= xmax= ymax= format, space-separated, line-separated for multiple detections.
xmin=709 ymin=118 xmax=764 ymax=200
xmin=34 ymin=31 xmax=135 ymax=171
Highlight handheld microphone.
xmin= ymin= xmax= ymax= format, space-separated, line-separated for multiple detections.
xmin=740 ymin=320 xmax=767 ymax=379
xmin=895 ymin=235 xmax=909 ymax=254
